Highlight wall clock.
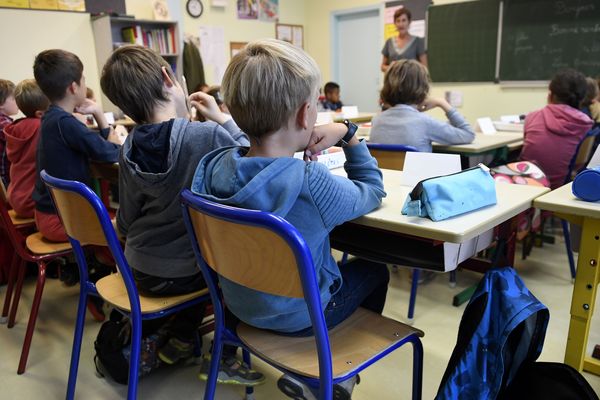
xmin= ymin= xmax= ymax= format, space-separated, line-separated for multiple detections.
xmin=186 ymin=0 xmax=204 ymax=18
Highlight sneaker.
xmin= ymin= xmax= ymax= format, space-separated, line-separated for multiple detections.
xmin=277 ymin=374 xmax=359 ymax=400
xmin=198 ymin=355 xmax=266 ymax=386
xmin=158 ymin=337 xmax=194 ymax=365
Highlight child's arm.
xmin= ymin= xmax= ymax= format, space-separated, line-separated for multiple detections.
xmin=418 ymin=97 xmax=475 ymax=145
xmin=75 ymin=99 xmax=122 ymax=145
xmin=58 ymin=116 xmax=120 ymax=163
xmin=306 ymin=123 xmax=386 ymax=230
xmin=189 ymin=91 xmax=250 ymax=146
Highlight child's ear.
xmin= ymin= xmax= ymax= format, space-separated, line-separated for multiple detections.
xmin=296 ymin=102 xmax=310 ymax=130
xmin=68 ymin=81 xmax=78 ymax=95
xmin=162 ymin=67 xmax=175 ymax=88
xmin=35 ymin=110 xmax=44 ymax=118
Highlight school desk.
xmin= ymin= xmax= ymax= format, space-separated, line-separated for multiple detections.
xmin=533 ymin=183 xmax=600 ymax=376
xmin=330 ymin=169 xmax=549 ymax=271
xmin=333 ymin=112 xmax=375 ymax=124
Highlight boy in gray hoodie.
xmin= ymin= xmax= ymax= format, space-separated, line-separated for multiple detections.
xmin=100 ymin=45 xmax=263 ymax=386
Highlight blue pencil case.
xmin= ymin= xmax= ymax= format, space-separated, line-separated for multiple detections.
xmin=572 ymin=166 xmax=600 ymax=202
xmin=402 ymin=164 xmax=497 ymax=221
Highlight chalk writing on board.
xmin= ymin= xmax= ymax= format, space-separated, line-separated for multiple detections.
xmin=554 ymin=1 xmax=595 ymax=18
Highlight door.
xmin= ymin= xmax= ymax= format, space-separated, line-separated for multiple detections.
xmin=333 ymin=7 xmax=382 ymax=113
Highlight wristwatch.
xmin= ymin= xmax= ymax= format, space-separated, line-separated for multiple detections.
xmin=336 ymin=119 xmax=358 ymax=147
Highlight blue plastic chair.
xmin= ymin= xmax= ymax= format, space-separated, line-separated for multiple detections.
xmin=181 ymin=189 xmax=424 ymax=400
xmin=561 ymin=126 xmax=600 ymax=280
xmin=41 ymin=171 xmax=210 ymax=400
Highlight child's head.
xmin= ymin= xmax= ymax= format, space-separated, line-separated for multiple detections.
xmin=14 ymin=79 xmax=49 ymax=118
xmin=380 ymin=59 xmax=429 ymax=107
xmin=33 ymin=49 xmax=86 ymax=105
xmin=101 ymin=45 xmax=186 ymax=124
xmin=222 ymin=39 xmax=321 ymax=143
xmin=582 ymin=77 xmax=599 ymax=108
xmin=324 ymin=82 xmax=340 ymax=103
xmin=0 ymin=79 xmax=18 ymax=116
xmin=206 ymin=85 xmax=229 ymax=114
xmin=548 ymin=69 xmax=587 ymax=109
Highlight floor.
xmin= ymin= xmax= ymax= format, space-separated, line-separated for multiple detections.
xmin=1 ymin=232 xmax=599 ymax=399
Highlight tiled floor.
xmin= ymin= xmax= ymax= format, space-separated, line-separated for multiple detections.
xmin=1 ymin=233 xmax=599 ymax=399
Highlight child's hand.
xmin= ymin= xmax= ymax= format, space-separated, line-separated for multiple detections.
xmin=74 ymin=99 xmax=100 ymax=116
xmin=305 ymin=123 xmax=352 ymax=161
xmin=418 ymin=97 xmax=452 ymax=113
xmin=189 ymin=91 xmax=230 ymax=125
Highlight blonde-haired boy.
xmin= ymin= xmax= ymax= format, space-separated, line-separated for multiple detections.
xmin=0 ymin=79 xmax=19 ymax=187
xmin=5 ymin=79 xmax=49 ymax=217
xmin=192 ymin=39 xmax=389 ymax=399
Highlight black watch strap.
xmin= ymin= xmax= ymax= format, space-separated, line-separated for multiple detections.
xmin=336 ymin=119 xmax=358 ymax=147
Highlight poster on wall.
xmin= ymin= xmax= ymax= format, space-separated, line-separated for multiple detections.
xmin=199 ymin=26 xmax=227 ymax=83
xmin=0 ymin=0 xmax=29 ymax=7
xmin=58 ymin=0 xmax=85 ymax=11
xmin=384 ymin=0 xmax=431 ymax=41
xmin=276 ymin=23 xmax=303 ymax=48
xmin=237 ymin=0 xmax=257 ymax=19
xmin=258 ymin=0 xmax=277 ymax=22
xmin=30 ymin=0 xmax=58 ymax=9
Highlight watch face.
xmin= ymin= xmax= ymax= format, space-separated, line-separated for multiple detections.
xmin=187 ymin=0 xmax=203 ymax=18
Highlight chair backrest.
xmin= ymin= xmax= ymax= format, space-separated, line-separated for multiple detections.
xmin=41 ymin=170 xmax=141 ymax=312
xmin=567 ymin=126 xmax=600 ymax=182
xmin=366 ymin=143 xmax=418 ymax=171
xmin=0 ymin=179 xmax=27 ymax=253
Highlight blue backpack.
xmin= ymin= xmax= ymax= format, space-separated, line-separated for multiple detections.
xmin=436 ymin=267 xmax=549 ymax=400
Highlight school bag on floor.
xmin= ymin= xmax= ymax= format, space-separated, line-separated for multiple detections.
xmin=436 ymin=267 xmax=549 ymax=400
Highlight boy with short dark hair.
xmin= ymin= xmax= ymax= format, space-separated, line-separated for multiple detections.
xmin=192 ymin=39 xmax=388 ymax=399
xmin=32 ymin=49 xmax=121 ymax=242
xmin=0 ymin=79 xmax=19 ymax=187
xmin=101 ymin=45 xmax=263 ymax=386
xmin=5 ymin=79 xmax=50 ymax=218
xmin=321 ymin=81 xmax=343 ymax=111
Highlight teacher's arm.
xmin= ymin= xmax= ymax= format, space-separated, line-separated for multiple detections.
xmin=418 ymin=53 xmax=428 ymax=67
xmin=381 ymin=55 xmax=391 ymax=72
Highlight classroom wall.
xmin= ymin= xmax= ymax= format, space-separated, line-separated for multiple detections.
xmin=304 ymin=0 xmax=548 ymax=122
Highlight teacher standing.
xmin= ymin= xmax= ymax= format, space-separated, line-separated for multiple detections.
xmin=381 ymin=7 xmax=428 ymax=72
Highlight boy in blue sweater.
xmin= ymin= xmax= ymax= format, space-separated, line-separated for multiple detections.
xmin=100 ymin=45 xmax=263 ymax=386
xmin=192 ymin=39 xmax=389 ymax=399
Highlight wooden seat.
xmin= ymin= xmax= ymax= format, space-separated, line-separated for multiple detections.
xmin=96 ymin=273 xmax=208 ymax=314
xmin=8 ymin=210 xmax=34 ymax=226
xmin=238 ymin=307 xmax=424 ymax=378
xmin=25 ymin=232 xmax=72 ymax=254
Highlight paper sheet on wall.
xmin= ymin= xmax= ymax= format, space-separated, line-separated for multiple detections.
xmin=198 ymin=26 xmax=226 ymax=84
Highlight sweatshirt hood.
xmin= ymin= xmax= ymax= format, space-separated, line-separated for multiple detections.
xmin=192 ymin=147 xmax=305 ymax=217
xmin=4 ymin=117 xmax=40 ymax=159
xmin=540 ymin=104 xmax=593 ymax=136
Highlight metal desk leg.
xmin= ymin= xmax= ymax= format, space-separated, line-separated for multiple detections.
xmin=564 ymin=217 xmax=600 ymax=375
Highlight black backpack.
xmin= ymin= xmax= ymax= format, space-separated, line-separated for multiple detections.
xmin=94 ymin=310 xmax=170 ymax=384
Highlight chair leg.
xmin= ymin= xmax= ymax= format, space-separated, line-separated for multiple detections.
xmin=127 ymin=313 xmax=143 ymax=400
xmin=204 ymin=331 xmax=224 ymax=400
xmin=561 ymin=220 xmax=577 ymax=281
xmin=66 ymin=285 xmax=90 ymax=400
xmin=242 ymin=349 xmax=254 ymax=400
xmin=407 ymin=269 xmax=419 ymax=324
xmin=8 ymin=259 xmax=27 ymax=328
xmin=411 ymin=337 xmax=424 ymax=400
xmin=1 ymin=254 xmax=20 ymax=323
xmin=17 ymin=261 xmax=47 ymax=374
xmin=448 ymin=270 xmax=456 ymax=288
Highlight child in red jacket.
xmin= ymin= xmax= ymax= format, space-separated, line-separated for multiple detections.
xmin=5 ymin=79 xmax=49 ymax=217
xmin=0 ymin=79 xmax=19 ymax=187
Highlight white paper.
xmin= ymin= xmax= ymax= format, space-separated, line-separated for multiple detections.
xmin=477 ymin=117 xmax=497 ymax=135
xmin=316 ymin=112 xmax=334 ymax=125
xmin=445 ymin=91 xmax=463 ymax=108
xmin=408 ymin=20 xmax=426 ymax=38
xmin=342 ymin=106 xmax=359 ymax=118
xmin=211 ymin=0 xmax=227 ymax=7
xmin=104 ymin=112 xmax=115 ymax=125
xmin=401 ymin=152 xmax=462 ymax=188
xmin=500 ymin=115 xmax=520 ymax=123
xmin=198 ymin=26 xmax=226 ymax=84
xmin=443 ymin=229 xmax=493 ymax=271
xmin=588 ymin=145 xmax=600 ymax=168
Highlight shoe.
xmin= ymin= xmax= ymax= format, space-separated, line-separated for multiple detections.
xmin=86 ymin=297 xmax=106 ymax=322
xmin=198 ymin=355 xmax=266 ymax=386
xmin=59 ymin=262 xmax=80 ymax=287
xmin=277 ymin=373 xmax=359 ymax=400
xmin=158 ymin=337 xmax=194 ymax=365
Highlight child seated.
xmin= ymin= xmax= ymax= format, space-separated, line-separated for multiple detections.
xmin=520 ymin=69 xmax=593 ymax=189
xmin=192 ymin=39 xmax=389 ymax=399
xmin=0 ymin=79 xmax=19 ymax=187
xmin=5 ymin=79 xmax=49 ymax=217
xmin=370 ymin=59 xmax=475 ymax=152
xmin=320 ymin=81 xmax=343 ymax=111
xmin=581 ymin=77 xmax=599 ymax=120
xmin=101 ymin=45 xmax=263 ymax=385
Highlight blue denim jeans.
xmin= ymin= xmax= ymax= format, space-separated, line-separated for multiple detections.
xmin=285 ymin=258 xmax=390 ymax=337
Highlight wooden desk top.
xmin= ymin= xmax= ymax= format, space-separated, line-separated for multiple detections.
xmin=432 ymin=132 xmax=524 ymax=154
xmin=333 ymin=169 xmax=549 ymax=243
xmin=333 ymin=113 xmax=375 ymax=123
xmin=534 ymin=183 xmax=600 ymax=219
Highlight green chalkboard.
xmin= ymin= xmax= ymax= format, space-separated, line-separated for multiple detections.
xmin=500 ymin=0 xmax=600 ymax=81
xmin=427 ymin=0 xmax=500 ymax=82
